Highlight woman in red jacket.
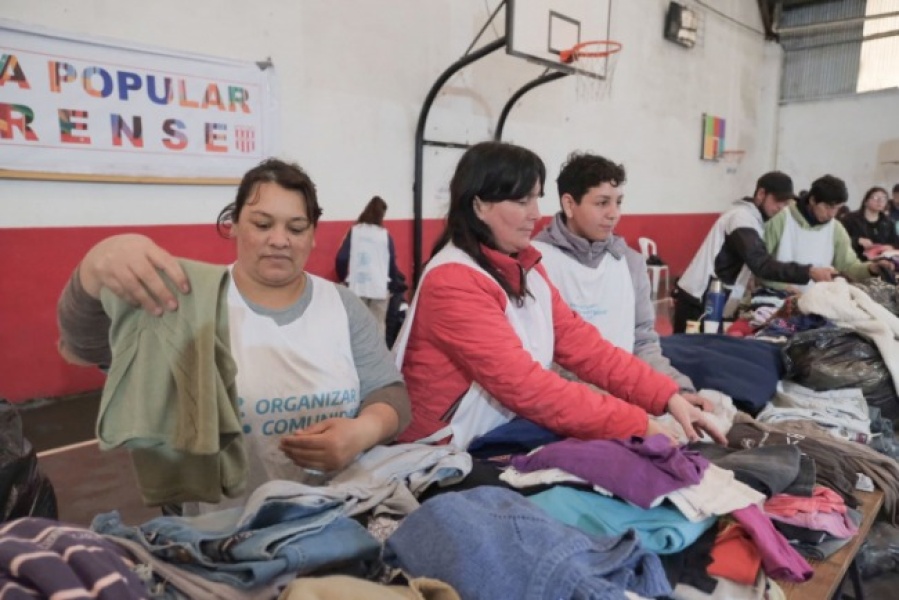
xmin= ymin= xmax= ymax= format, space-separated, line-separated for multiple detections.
xmin=395 ymin=141 xmax=725 ymax=449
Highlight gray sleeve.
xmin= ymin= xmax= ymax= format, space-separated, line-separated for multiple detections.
xmin=627 ymin=250 xmax=696 ymax=393
xmin=57 ymin=265 xmax=112 ymax=367
xmin=335 ymin=285 xmax=411 ymax=432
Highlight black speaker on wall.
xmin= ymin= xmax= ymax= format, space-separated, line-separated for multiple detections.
xmin=664 ymin=1 xmax=698 ymax=48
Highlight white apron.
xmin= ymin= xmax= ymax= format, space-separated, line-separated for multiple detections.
xmin=532 ymin=241 xmax=636 ymax=351
xmin=228 ymin=272 xmax=361 ymax=492
xmin=775 ymin=211 xmax=835 ymax=291
xmin=393 ymin=245 xmax=555 ymax=449
xmin=678 ymin=201 xmax=764 ymax=318
xmin=347 ymin=224 xmax=390 ymax=299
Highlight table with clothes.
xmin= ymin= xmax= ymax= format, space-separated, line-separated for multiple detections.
xmin=5 ymin=278 xmax=899 ymax=599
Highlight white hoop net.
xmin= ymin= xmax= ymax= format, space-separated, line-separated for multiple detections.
xmin=563 ymin=41 xmax=622 ymax=103
xmin=721 ymin=150 xmax=745 ymax=174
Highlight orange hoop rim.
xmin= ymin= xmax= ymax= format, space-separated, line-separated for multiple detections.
xmin=559 ymin=40 xmax=623 ymax=64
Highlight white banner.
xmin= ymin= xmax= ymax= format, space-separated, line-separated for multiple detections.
xmin=0 ymin=20 xmax=277 ymax=180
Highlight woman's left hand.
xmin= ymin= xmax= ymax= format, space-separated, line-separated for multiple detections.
xmin=278 ymin=418 xmax=371 ymax=473
xmin=666 ymin=394 xmax=727 ymax=445
xmin=278 ymin=402 xmax=399 ymax=472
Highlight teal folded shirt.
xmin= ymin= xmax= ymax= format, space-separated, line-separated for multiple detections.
xmin=529 ymin=486 xmax=715 ymax=554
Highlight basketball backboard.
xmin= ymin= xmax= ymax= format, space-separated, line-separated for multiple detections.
xmin=506 ymin=0 xmax=613 ymax=79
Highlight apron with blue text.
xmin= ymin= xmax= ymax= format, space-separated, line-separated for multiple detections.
xmin=222 ymin=271 xmax=361 ymax=505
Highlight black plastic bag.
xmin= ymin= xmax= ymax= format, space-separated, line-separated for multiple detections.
xmin=0 ymin=404 xmax=58 ymax=522
xmin=781 ymin=327 xmax=899 ymax=420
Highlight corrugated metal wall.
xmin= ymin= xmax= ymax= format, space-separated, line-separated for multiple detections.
xmin=779 ymin=0 xmax=867 ymax=102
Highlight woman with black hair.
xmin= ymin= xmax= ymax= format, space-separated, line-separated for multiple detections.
xmin=840 ymin=186 xmax=899 ymax=260
xmin=394 ymin=141 xmax=724 ymax=449
xmin=336 ymin=196 xmax=404 ymax=338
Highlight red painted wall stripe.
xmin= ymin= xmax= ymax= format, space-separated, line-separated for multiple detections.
xmin=0 ymin=213 xmax=716 ymax=402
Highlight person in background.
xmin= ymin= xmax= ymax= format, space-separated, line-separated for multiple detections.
xmin=889 ymin=183 xmax=899 ymax=235
xmin=672 ymin=171 xmax=836 ymax=333
xmin=762 ymin=174 xmax=893 ymax=288
xmin=336 ymin=196 xmax=404 ymax=340
xmin=394 ymin=141 xmax=725 ymax=449
xmin=57 ymin=158 xmax=410 ymax=513
xmin=839 ymin=186 xmax=899 ymax=260
xmin=532 ymin=152 xmax=705 ymax=404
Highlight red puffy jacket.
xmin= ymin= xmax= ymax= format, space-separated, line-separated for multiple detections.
xmin=397 ymin=244 xmax=678 ymax=444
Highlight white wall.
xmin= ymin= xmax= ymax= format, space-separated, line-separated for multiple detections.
xmin=1 ymin=0 xmax=782 ymax=227
xmin=777 ymin=88 xmax=899 ymax=203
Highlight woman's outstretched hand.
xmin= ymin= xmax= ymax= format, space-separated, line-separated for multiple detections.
xmin=80 ymin=234 xmax=189 ymax=315
xmin=666 ymin=393 xmax=727 ymax=445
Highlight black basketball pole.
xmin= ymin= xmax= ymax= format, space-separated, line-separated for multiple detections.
xmin=494 ymin=70 xmax=570 ymax=141
xmin=412 ymin=37 xmax=506 ymax=289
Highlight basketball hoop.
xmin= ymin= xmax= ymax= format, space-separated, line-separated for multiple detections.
xmin=559 ymin=40 xmax=623 ymax=64
xmin=559 ymin=40 xmax=623 ymax=102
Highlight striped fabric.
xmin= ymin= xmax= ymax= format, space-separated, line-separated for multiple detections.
xmin=0 ymin=518 xmax=148 ymax=599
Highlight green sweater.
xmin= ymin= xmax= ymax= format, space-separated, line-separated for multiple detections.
xmin=762 ymin=201 xmax=871 ymax=288
xmin=99 ymin=260 xmax=247 ymax=506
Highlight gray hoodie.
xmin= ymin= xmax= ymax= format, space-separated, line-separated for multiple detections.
xmin=534 ymin=213 xmax=695 ymax=392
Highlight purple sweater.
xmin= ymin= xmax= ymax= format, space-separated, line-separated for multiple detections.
xmin=511 ymin=435 xmax=708 ymax=508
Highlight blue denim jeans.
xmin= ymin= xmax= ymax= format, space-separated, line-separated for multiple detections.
xmin=92 ymin=487 xmax=380 ymax=589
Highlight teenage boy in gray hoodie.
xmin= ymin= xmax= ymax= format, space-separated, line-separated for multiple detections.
xmin=532 ymin=152 xmax=701 ymax=401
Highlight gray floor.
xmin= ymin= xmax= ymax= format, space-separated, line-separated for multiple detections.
xmin=13 ymin=392 xmax=899 ymax=598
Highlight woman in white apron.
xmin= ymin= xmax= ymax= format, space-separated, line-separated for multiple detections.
xmin=336 ymin=196 xmax=404 ymax=339
xmin=395 ymin=141 xmax=725 ymax=450
xmin=57 ymin=158 xmax=410 ymax=513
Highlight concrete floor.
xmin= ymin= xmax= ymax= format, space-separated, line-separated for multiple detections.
xmin=13 ymin=386 xmax=899 ymax=599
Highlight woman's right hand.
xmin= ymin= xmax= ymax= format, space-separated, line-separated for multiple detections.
xmin=80 ymin=234 xmax=189 ymax=315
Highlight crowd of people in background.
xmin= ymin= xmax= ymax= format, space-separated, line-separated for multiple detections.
xmin=31 ymin=143 xmax=899 ymax=599
xmin=673 ymin=173 xmax=899 ymax=332
xmin=55 ymin=149 xmax=899 ymax=487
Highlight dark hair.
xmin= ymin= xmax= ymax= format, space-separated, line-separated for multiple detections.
xmin=357 ymin=196 xmax=387 ymax=225
xmin=893 ymin=183 xmax=899 ymax=194
xmin=556 ymin=153 xmax=625 ymax=219
xmin=860 ymin=186 xmax=888 ymax=211
xmin=808 ymin=174 xmax=848 ymax=207
xmin=432 ymin=141 xmax=545 ymax=304
xmin=216 ymin=158 xmax=322 ymax=237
